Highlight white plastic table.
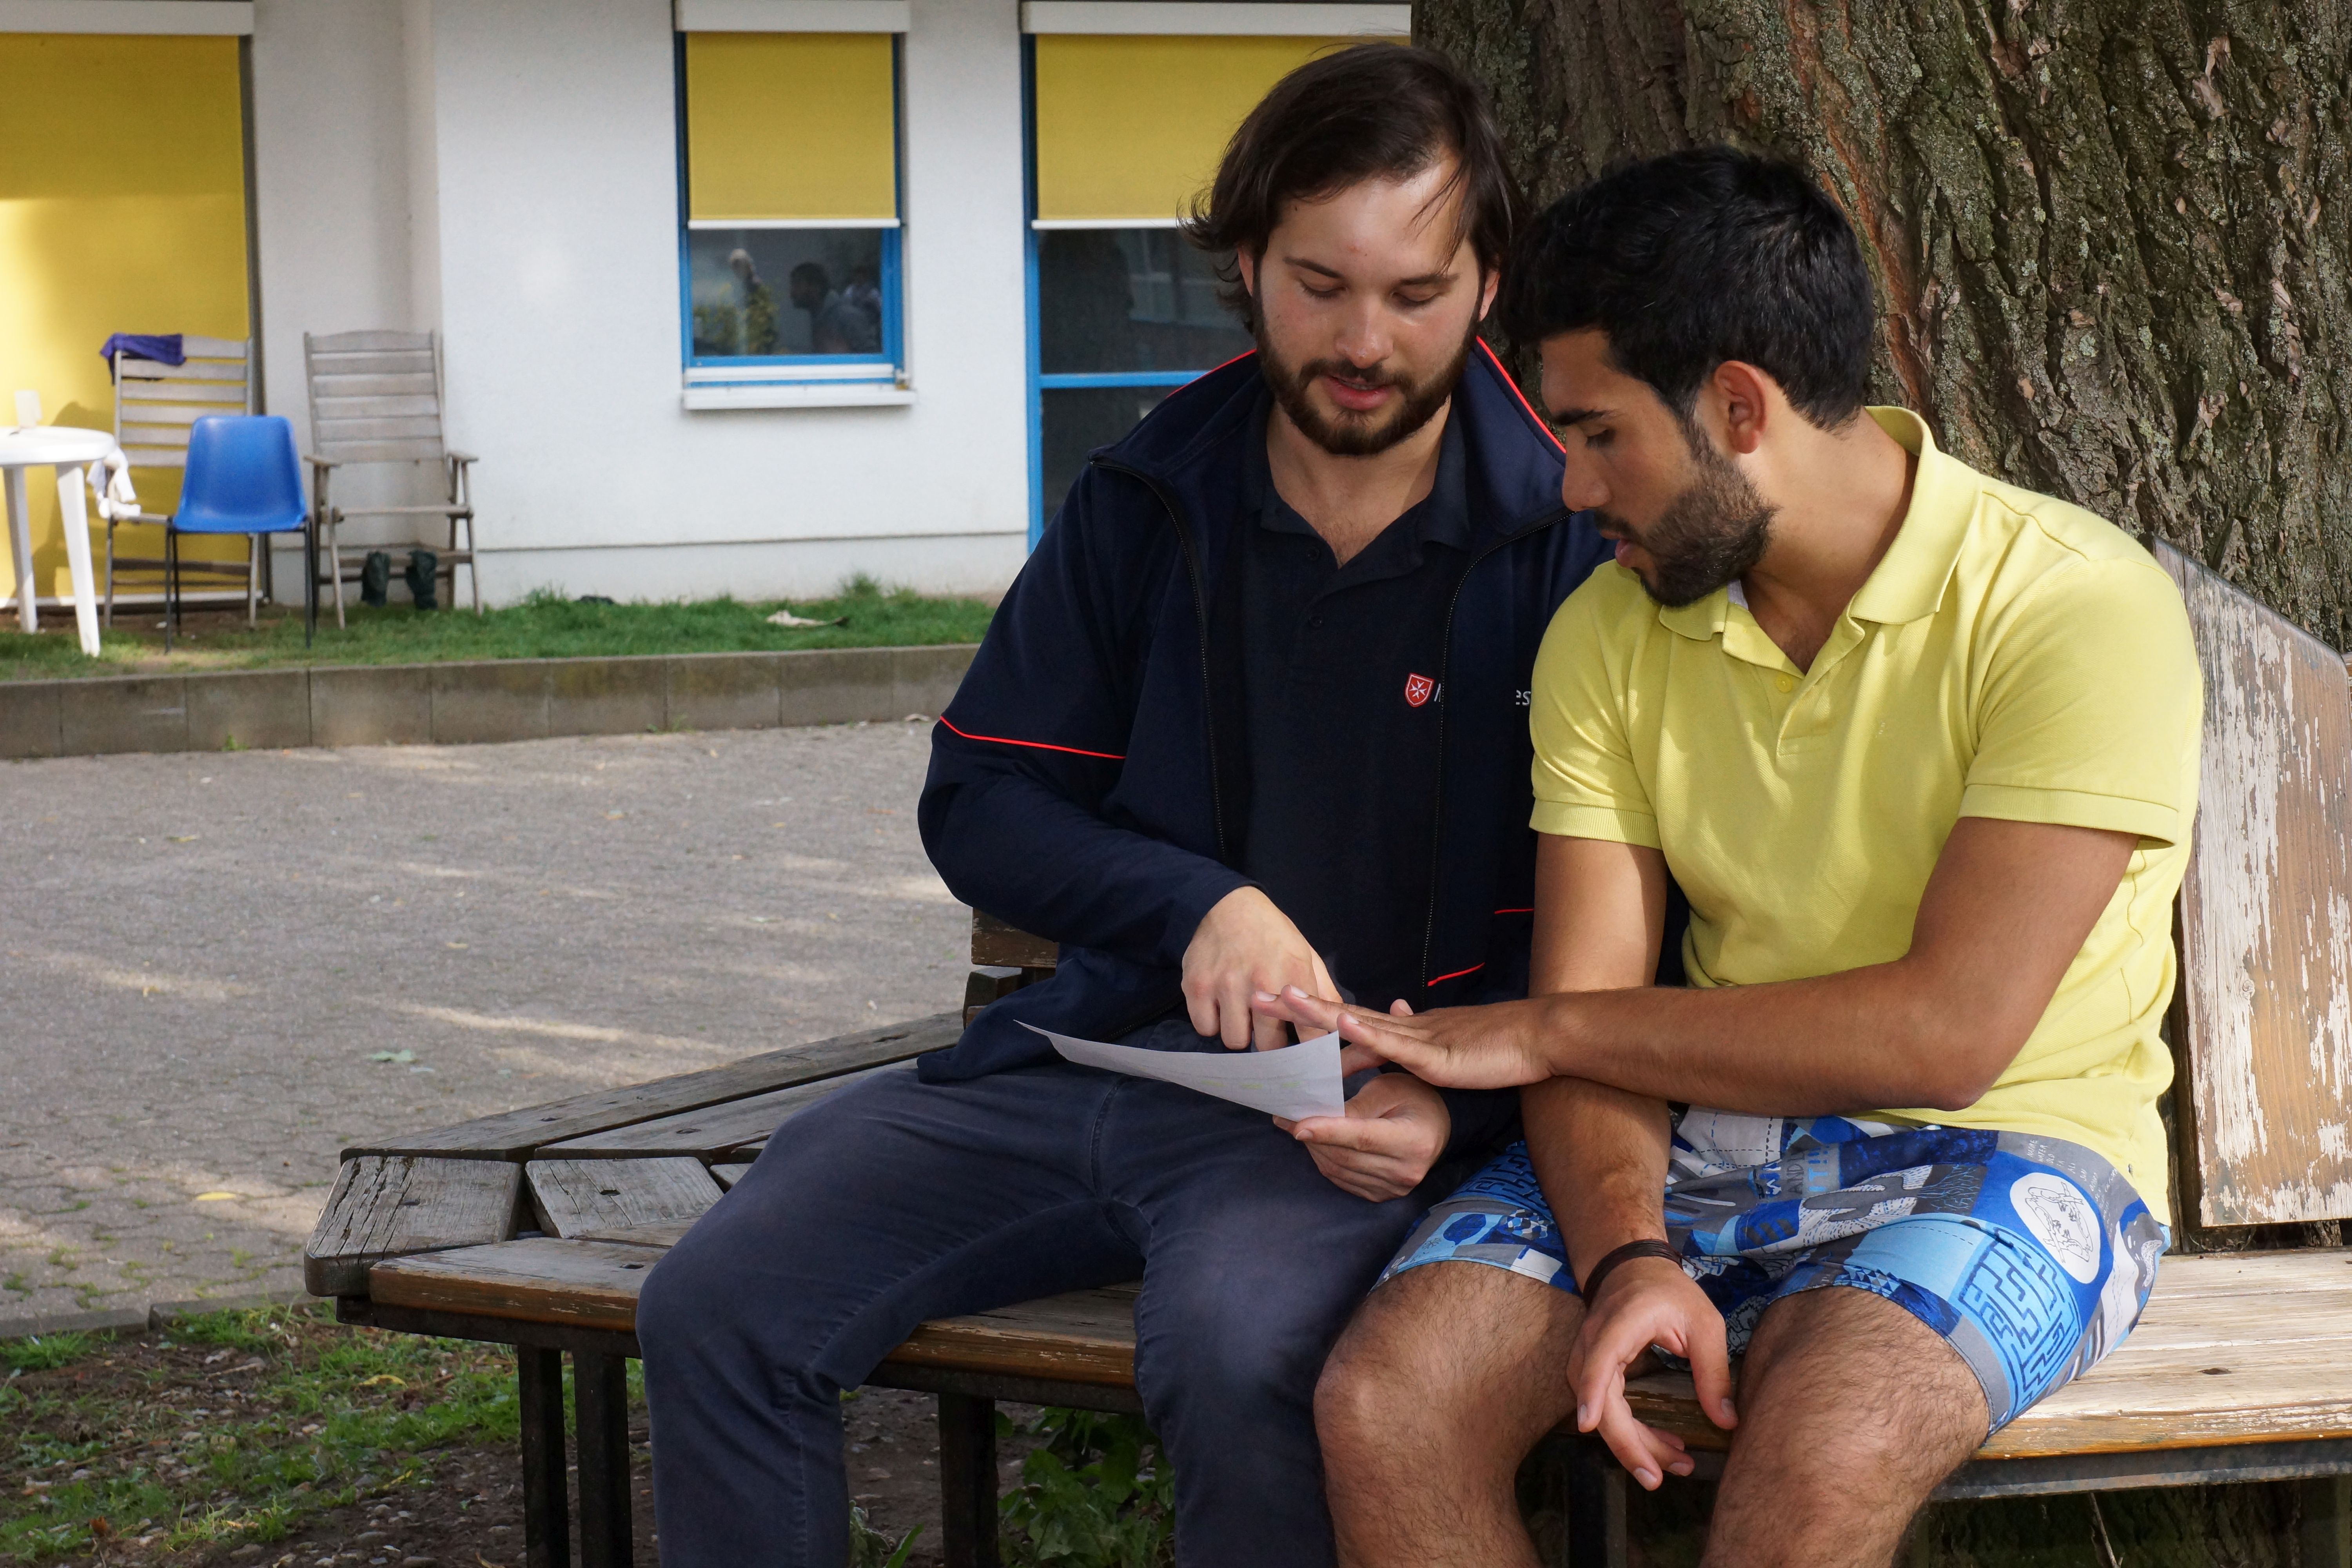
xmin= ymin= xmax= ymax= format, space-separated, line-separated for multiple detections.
xmin=0 ymin=425 xmax=111 ymax=656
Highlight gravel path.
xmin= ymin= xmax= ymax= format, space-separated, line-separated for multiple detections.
xmin=0 ymin=720 xmax=964 ymax=1328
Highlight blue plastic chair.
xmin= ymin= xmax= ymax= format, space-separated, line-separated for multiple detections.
xmin=167 ymin=414 xmax=309 ymax=650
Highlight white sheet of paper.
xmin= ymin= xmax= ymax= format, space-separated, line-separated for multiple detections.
xmin=1025 ymin=1024 xmax=1345 ymax=1120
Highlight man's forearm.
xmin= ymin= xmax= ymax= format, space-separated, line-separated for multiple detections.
xmin=1523 ymin=1077 xmax=1672 ymax=1285
xmin=1524 ymin=957 xmax=1997 ymax=1116
xmin=923 ymin=769 xmax=1250 ymax=969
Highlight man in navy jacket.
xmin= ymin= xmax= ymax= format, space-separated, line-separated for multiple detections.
xmin=640 ymin=46 xmax=1617 ymax=1567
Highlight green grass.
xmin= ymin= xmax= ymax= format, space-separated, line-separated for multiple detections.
xmin=0 ymin=1336 xmax=91 ymax=1374
xmin=0 ymin=576 xmax=995 ymax=682
xmin=1 ymin=1303 xmax=522 ymax=1563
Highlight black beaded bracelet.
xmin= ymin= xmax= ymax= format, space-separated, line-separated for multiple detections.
xmin=1577 ymin=1239 xmax=1683 ymax=1303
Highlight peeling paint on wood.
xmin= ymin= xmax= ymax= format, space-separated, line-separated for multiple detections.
xmin=2159 ymin=542 xmax=2352 ymax=1227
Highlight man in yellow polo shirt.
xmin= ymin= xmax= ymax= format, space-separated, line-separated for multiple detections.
xmin=1254 ymin=149 xmax=2201 ymax=1568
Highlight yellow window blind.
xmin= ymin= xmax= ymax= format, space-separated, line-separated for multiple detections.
xmin=0 ymin=33 xmax=250 ymax=602
xmin=685 ymin=33 xmax=898 ymax=223
xmin=1033 ymin=35 xmax=1355 ymax=225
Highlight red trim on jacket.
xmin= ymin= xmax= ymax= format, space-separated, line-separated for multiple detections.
xmin=937 ymin=716 xmax=1126 ymax=761
xmin=1189 ymin=348 xmax=1257 ymax=384
xmin=1477 ymin=339 xmax=1563 ymax=455
xmin=1493 ymin=907 xmax=1534 ymax=915
xmin=1428 ymin=962 xmax=1486 ymax=986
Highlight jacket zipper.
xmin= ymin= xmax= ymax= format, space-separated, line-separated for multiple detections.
xmin=1416 ymin=509 xmax=1571 ymax=988
xmin=1092 ymin=456 xmax=1231 ymax=866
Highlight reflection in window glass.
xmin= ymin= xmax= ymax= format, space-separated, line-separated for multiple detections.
xmin=1041 ymin=385 xmax=1174 ymax=526
xmin=688 ymin=228 xmax=887 ymax=359
xmin=1038 ymin=229 xmax=1252 ymax=376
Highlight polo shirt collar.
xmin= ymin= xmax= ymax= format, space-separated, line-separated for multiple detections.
xmin=1846 ymin=407 xmax=1969 ymax=625
xmin=1654 ymin=406 xmax=1965 ymax=642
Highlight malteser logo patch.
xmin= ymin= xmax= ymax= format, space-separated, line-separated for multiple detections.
xmin=2011 ymin=1172 xmax=2102 ymax=1283
xmin=1403 ymin=673 xmax=1435 ymax=708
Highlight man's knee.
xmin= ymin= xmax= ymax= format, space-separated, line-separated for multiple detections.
xmin=1316 ymin=1263 xmax=1577 ymax=1472
xmin=1138 ymin=1270 xmax=1331 ymax=1431
xmin=1706 ymin=1286 xmax=1986 ymax=1567
xmin=1314 ymin=1285 xmax=1441 ymax=1464
xmin=635 ymin=1218 xmax=737 ymax=1361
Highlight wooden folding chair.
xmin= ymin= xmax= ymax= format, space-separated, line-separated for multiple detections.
xmin=302 ymin=330 xmax=480 ymax=628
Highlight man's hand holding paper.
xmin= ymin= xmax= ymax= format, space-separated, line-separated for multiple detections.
xmin=1279 ymin=1002 xmax=1451 ymax=1201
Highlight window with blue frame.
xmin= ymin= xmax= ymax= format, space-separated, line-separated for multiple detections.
xmin=678 ymin=30 xmax=903 ymax=387
xmin=1034 ymin=228 xmax=1249 ymax=528
xmin=1025 ymin=30 xmax=1367 ymax=538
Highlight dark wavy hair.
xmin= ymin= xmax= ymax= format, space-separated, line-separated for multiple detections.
xmin=1182 ymin=44 xmax=1519 ymax=332
xmin=1501 ymin=147 xmax=1876 ymax=428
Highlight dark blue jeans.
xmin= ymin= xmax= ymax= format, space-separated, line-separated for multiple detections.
xmin=638 ymin=1031 xmax=1455 ymax=1568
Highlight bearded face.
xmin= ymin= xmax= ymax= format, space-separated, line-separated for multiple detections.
xmin=1254 ymin=306 xmax=1478 ymax=458
xmin=1602 ymin=424 xmax=1778 ymax=608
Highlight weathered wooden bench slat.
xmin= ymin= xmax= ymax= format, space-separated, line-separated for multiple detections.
xmin=572 ymin=1220 xmax=702 ymax=1248
xmin=538 ymin=1062 xmax=908 ymax=1159
xmin=708 ymin=1163 xmax=757 ymax=1189
xmin=528 ymin=1158 xmax=723 ymax=1240
xmin=304 ymin=1156 xmax=522 ymax=1296
xmin=2119 ymin=1249 xmax=2352 ymax=1296
xmin=342 ymin=1013 xmax=962 ymax=1161
xmin=372 ymin=1237 xmax=658 ymax=1330
xmin=971 ymin=910 xmax=1057 ymax=969
xmin=889 ymin=1286 xmax=1142 ymax=1388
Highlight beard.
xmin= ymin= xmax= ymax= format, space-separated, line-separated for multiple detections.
xmin=1255 ymin=311 xmax=1475 ymax=458
xmin=1607 ymin=431 xmax=1778 ymax=608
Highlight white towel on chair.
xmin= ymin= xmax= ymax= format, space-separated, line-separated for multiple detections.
xmin=84 ymin=449 xmax=138 ymax=522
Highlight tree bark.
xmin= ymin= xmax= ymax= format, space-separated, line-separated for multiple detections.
xmin=1425 ymin=0 xmax=2352 ymax=644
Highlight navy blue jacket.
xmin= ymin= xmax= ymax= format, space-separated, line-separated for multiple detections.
xmin=917 ymin=345 xmax=1614 ymax=1096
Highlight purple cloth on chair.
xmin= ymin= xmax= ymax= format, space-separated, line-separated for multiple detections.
xmin=99 ymin=334 xmax=185 ymax=378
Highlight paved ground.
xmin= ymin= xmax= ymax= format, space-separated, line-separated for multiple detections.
xmin=0 ymin=720 xmax=964 ymax=1329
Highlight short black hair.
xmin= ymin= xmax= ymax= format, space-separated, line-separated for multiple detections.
xmin=1502 ymin=148 xmax=1874 ymax=428
xmin=1183 ymin=44 xmax=1518 ymax=332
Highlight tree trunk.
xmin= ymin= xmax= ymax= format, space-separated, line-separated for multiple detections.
xmin=1423 ymin=2 xmax=2352 ymax=1560
xmin=1426 ymin=0 xmax=2352 ymax=645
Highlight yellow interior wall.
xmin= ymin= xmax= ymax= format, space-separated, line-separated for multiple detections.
xmin=0 ymin=33 xmax=251 ymax=606
xmin=1034 ymin=35 xmax=1354 ymax=223
xmin=685 ymin=33 xmax=898 ymax=222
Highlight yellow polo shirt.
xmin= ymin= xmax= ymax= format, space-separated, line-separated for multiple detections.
xmin=1530 ymin=408 xmax=2201 ymax=1205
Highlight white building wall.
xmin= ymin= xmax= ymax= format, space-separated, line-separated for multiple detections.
xmin=421 ymin=0 xmax=1032 ymax=604
xmin=249 ymin=0 xmax=433 ymax=529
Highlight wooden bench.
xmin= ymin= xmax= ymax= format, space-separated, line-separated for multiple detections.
xmin=307 ymin=541 xmax=2352 ymax=1568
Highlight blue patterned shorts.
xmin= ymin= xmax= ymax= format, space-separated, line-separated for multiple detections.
xmin=1381 ymin=1109 xmax=2169 ymax=1433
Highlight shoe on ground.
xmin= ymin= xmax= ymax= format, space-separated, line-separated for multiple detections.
xmin=359 ymin=550 xmax=391 ymax=608
xmin=405 ymin=549 xmax=439 ymax=612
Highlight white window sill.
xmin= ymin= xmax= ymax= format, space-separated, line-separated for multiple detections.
xmin=682 ymin=383 xmax=916 ymax=410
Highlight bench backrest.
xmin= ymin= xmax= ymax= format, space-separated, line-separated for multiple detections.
xmin=969 ymin=544 xmax=2352 ymax=1232
xmin=2157 ymin=542 xmax=2352 ymax=1228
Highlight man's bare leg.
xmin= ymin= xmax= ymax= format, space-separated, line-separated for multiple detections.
xmin=1705 ymin=1286 xmax=1987 ymax=1568
xmin=1315 ymin=1262 xmax=1584 ymax=1568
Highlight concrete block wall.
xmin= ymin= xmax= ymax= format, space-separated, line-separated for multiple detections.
xmin=0 ymin=646 xmax=976 ymax=760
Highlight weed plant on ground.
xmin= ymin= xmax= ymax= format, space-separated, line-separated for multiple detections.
xmin=997 ymin=1408 xmax=1174 ymax=1568
xmin=0 ymin=577 xmax=994 ymax=682
xmin=1 ymin=1303 xmax=526 ymax=1564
